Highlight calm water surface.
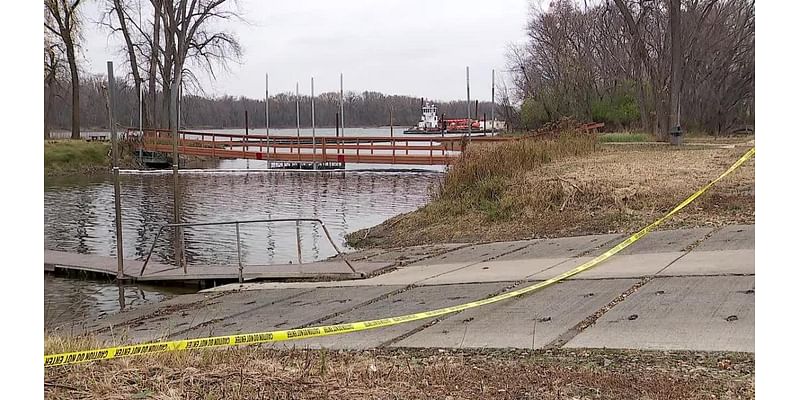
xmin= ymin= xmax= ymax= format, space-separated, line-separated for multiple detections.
xmin=44 ymin=164 xmax=441 ymax=328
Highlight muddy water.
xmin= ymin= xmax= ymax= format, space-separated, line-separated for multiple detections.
xmin=44 ymin=170 xmax=440 ymax=328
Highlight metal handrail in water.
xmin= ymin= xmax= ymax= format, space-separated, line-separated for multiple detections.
xmin=139 ymin=218 xmax=357 ymax=282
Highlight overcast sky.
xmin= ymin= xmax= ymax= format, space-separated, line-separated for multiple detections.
xmin=80 ymin=0 xmax=530 ymax=101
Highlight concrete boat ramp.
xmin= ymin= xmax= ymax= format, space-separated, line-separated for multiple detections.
xmin=52 ymin=225 xmax=755 ymax=353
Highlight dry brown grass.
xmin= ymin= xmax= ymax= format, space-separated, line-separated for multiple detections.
xmin=347 ymin=141 xmax=754 ymax=248
xmin=44 ymin=346 xmax=753 ymax=399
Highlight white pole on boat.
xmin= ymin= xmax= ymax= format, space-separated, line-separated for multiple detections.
xmin=311 ymin=76 xmax=316 ymax=170
xmin=491 ymin=69 xmax=496 ymax=136
xmin=466 ymin=66 xmax=471 ymax=141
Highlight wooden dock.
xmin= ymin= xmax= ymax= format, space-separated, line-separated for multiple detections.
xmin=134 ymin=128 xmax=517 ymax=166
xmin=44 ymin=250 xmax=391 ymax=285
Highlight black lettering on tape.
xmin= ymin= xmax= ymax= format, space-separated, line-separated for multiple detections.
xmin=187 ymin=338 xmax=229 ymax=349
xmin=233 ymin=333 xmax=274 ymax=344
xmin=364 ymin=319 xmax=391 ymax=328
xmin=322 ymin=324 xmax=354 ymax=334
xmin=287 ymin=328 xmax=321 ymax=339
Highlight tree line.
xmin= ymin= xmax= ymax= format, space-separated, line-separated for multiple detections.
xmin=45 ymin=74 xmax=499 ymax=130
xmin=45 ymin=0 xmax=509 ymax=136
xmin=507 ymin=0 xmax=754 ymax=137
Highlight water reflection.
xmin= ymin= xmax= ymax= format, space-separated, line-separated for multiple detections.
xmin=44 ymin=275 xmax=195 ymax=332
xmin=44 ymin=171 xmax=439 ymax=267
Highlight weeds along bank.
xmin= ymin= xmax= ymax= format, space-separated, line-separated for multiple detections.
xmin=347 ymin=132 xmax=755 ymax=248
xmin=44 ymin=139 xmax=143 ymax=176
xmin=43 ymin=345 xmax=753 ymax=400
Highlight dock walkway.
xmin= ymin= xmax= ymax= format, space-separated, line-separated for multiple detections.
xmin=44 ymin=250 xmax=391 ymax=283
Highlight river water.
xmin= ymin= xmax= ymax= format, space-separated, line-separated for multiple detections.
xmin=45 ymin=127 xmax=443 ymax=329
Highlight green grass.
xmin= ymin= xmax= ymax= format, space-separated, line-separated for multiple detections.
xmin=598 ymin=132 xmax=651 ymax=143
xmin=44 ymin=140 xmax=110 ymax=175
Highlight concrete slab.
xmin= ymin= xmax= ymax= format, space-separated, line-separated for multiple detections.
xmin=693 ymin=225 xmax=754 ymax=251
xmin=395 ymin=279 xmax=638 ymax=349
xmin=363 ymin=263 xmax=473 ymax=286
xmin=352 ymin=243 xmax=465 ymax=265
xmin=417 ymin=240 xmax=532 ymax=264
xmin=170 ymin=286 xmax=400 ymax=341
xmin=565 ymin=276 xmax=754 ymax=352
xmin=86 ymin=289 xmax=306 ymax=343
xmin=500 ymin=234 xmax=623 ymax=260
xmin=419 ymin=258 xmax=569 ymax=285
xmin=615 ymin=228 xmax=712 ymax=255
xmin=658 ymin=250 xmax=754 ymax=276
xmin=527 ymin=252 xmax=684 ymax=280
xmin=291 ymin=282 xmax=511 ymax=349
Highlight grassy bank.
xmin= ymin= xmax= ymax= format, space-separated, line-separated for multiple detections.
xmin=44 ymin=140 xmax=110 ymax=176
xmin=44 ymin=139 xmax=147 ymax=176
xmin=44 ymin=343 xmax=753 ymax=399
xmin=347 ymin=134 xmax=754 ymax=248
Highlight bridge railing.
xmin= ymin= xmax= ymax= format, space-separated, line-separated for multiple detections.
xmin=129 ymin=128 xmax=515 ymax=165
xmin=139 ymin=217 xmax=358 ymax=282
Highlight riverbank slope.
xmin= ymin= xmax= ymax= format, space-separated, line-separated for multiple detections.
xmin=347 ymin=135 xmax=755 ymax=249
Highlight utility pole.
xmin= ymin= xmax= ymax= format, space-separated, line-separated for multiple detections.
xmin=106 ymin=61 xmax=124 ymax=280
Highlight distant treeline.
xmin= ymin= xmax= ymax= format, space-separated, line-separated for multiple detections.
xmin=46 ymin=75 xmax=500 ymax=130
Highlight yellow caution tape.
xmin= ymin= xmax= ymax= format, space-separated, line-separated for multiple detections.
xmin=44 ymin=147 xmax=755 ymax=368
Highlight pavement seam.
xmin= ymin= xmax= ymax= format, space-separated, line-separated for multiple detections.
xmin=163 ymin=289 xmax=314 ymax=340
xmin=294 ymin=286 xmax=416 ymax=329
xmin=542 ymin=225 xmax=726 ymax=349
xmin=295 ymin=243 xmax=536 ymax=336
xmin=377 ymin=235 xmax=627 ymax=349
xmin=406 ymin=240 xmax=548 ymax=286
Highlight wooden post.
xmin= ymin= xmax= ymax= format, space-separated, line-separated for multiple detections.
xmin=311 ymin=76 xmax=317 ymax=169
xmin=466 ymin=66 xmax=471 ymax=140
xmin=106 ymin=61 xmax=125 ymax=280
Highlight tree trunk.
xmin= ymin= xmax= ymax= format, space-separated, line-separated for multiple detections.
xmin=44 ymin=82 xmax=53 ymax=139
xmin=112 ymin=0 xmax=148 ymax=129
xmin=65 ymin=40 xmax=80 ymax=140
xmin=149 ymin=0 xmax=162 ymax=128
xmin=668 ymin=0 xmax=683 ymax=143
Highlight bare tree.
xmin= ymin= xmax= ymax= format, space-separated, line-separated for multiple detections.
xmin=45 ymin=0 xmax=83 ymax=139
xmin=155 ymin=0 xmax=243 ymax=127
xmin=44 ymin=36 xmax=66 ymax=139
xmin=508 ymin=0 xmax=753 ymax=136
xmin=102 ymin=0 xmax=150 ymax=128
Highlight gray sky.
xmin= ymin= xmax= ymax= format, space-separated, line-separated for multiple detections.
xmin=81 ymin=0 xmax=530 ymax=101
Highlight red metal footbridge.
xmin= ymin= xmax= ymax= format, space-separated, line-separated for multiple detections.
xmin=132 ymin=129 xmax=515 ymax=166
